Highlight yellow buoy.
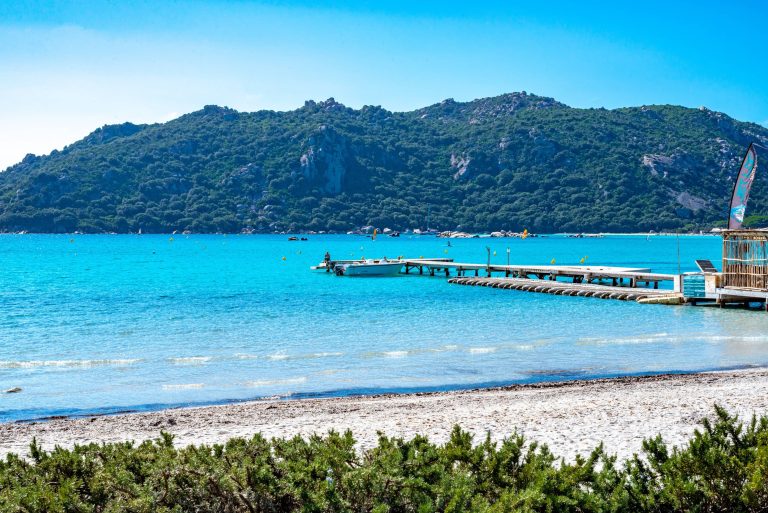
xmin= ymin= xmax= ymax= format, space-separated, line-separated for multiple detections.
xmin=551 ymin=258 xmax=556 ymax=265
xmin=281 ymin=256 xmax=286 ymax=261
xmin=493 ymin=250 xmax=497 ymax=256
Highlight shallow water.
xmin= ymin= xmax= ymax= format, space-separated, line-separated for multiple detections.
xmin=1 ymin=233 xmax=767 ymax=421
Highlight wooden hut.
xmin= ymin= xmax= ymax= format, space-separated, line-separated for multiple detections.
xmin=722 ymin=230 xmax=768 ymax=290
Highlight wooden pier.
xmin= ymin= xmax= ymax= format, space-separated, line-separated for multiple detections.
xmin=312 ymin=229 xmax=768 ymax=312
xmin=314 ymin=257 xmax=684 ymax=305
xmin=447 ymin=276 xmax=683 ymax=303
xmin=401 ymin=259 xmax=677 ymax=289
xmin=312 ymin=229 xmax=768 ymax=311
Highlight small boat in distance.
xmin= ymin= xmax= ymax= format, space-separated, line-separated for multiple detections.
xmin=336 ymin=259 xmax=403 ymax=277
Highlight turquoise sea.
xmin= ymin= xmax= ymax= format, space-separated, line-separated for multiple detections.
xmin=2 ymin=234 xmax=768 ymax=422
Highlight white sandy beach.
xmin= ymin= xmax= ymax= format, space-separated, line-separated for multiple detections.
xmin=2 ymin=369 xmax=768 ymax=461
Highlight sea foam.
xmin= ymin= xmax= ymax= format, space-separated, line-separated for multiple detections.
xmin=162 ymin=383 xmax=205 ymax=390
xmin=0 ymin=358 xmax=142 ymax=368
xmin=469 ymin=347 xmax=497 ymax=354
xmin=245 ymin=376 xmax=307 ymax=387
xmin=168 ymin=357 xmax=211 ymax=365
xmin=383 ymin=350 xmax=409 ymax=358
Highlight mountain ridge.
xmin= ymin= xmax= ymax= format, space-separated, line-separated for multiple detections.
xmin=2 ymin=92 xmax=767 ymax=233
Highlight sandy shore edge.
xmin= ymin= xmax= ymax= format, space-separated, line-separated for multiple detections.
xmin=3 ymin=368 xmax=768 ymax=461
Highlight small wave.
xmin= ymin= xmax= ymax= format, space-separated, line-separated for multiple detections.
xmin=0 ymin=358 xmax=142 ymax=369
xmin=383 ymin=350 xmax=409 ymax=358
xmin=469 ymin=347 xmax=497 ymax=354
xmin=514 ymin=344 xmax=534 ymax=351
xmin=580 ymin=338 xmax=663 ymax=346
xmin=162 ymin=383 xmax=204 ymax=390
xmin=696 ymin=335 xmax=768 ymax=344
xmin=245 ymin=377 xmax=307 ymax=387
xmin=239 ymin=351 xmax=343 ymax=362
xmin=429 ymin=345 xmax=460 ymax=353
xmin=734 ymin=336 xmax=768 ymax=343
xmin=261 ymin=392 xmax=296 ymax=400
xmin=234 ymin=353 xmax=259 ymax=360
xmin=258 ymin=351 xmax=346 ymax=361
xmin=578 ymin=333 xmax=675 ymax=346
xmin=168 ymin=357 xmax=211 ymax=365
xmin=578 ymin=333 xmax=673 ymax=346
xmin=308 ymin=352 xmax=344 ymax=358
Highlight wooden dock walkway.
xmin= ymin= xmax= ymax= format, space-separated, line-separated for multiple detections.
xmin=312 ymin=233 xmax=768 ymax=311
xmin=313 ymin=256 xmax=685 ymax=305
xmin=447 ymin=276 xmax=683 ymax=303
xmin=401 ymin=259 xmax=676 ymax=289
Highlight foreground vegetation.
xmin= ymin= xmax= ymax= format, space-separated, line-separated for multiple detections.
xmin=2 ymin=93 xmax=768 ymax=234
xmin=2 ymin=406 xmax=768 ymax=512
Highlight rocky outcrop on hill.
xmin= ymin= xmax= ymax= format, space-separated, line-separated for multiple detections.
xmin=300 ymin=126 xmax=350 ymax=194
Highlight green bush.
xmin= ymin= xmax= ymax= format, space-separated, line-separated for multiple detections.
xmin=1 ymin=406 xmax=767 ymax=512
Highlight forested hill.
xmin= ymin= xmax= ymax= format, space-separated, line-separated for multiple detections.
xmin=2 ymin=92 xmax=768 ymax=234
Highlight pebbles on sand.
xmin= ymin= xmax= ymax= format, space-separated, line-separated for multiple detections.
xmin=2 ymin=369 xmax=767 ymax=461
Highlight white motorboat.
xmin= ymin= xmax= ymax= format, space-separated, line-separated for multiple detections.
xmin=336 ymin=260 xmax=403 ymax=277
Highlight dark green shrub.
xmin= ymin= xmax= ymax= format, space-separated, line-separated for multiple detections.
xmin=2 ymin=406 xmax=768 ymax=512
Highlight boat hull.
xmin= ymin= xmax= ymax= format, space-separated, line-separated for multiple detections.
xmin=340 ymin=262 xmax=403 ymax=276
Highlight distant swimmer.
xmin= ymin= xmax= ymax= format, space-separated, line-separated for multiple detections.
xmin=324 ymin=251 xmax=331 ymax=267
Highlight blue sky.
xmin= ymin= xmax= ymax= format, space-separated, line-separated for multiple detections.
xmin=1 ymin=0 xmax=766 ymax=169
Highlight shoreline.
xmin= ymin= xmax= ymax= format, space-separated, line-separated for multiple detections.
xmin=3 ymin=368 xmax=768 ymax=461
xmin=3 ymin=368 xmax=713 ymax=424
xmin=2 ymin=365 xmax=752 ymax=425
xmin=0 ymin=231 xmax=719 ymax=236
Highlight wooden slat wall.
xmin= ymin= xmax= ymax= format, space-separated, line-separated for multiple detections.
xmin=722 ymin=231 xmax=768 ymax=290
